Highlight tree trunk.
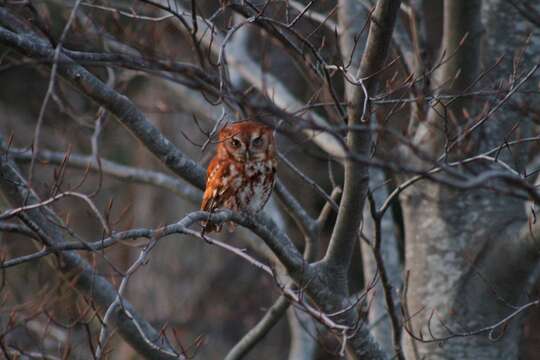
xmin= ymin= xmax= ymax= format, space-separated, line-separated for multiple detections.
xmin=402 ymin=1 xmax=540 ymax=358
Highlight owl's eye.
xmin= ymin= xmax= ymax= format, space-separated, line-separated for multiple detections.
xmin=230 ymin=138 xmax=242 ymax=148
xmin=252 ymin=136 xmax=263 ymax=147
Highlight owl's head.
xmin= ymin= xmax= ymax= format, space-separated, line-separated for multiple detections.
xmin=217 ymin=121 xmax=275 ymax=162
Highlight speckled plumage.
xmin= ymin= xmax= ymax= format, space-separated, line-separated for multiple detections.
xmin=201 ymin=121 xmax=277 ymax=232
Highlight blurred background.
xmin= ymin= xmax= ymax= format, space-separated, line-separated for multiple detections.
xmin=1 ymin=0 xmax=540 ymax=359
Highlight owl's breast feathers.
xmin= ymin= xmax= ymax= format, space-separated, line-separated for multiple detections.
xmin=200 ymin=157 xmax=276 ymax=232
xmin=240 ymin=158 xmax=277 ymax=212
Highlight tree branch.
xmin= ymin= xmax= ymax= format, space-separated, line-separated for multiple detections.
xmin=0 ymin=25 xmax=206 ymax=189
xmin=8 ymin=147 xmax=201 ymax=203
xmin=224 ymin=296 xmax=289 ymax=360
xmin=323 ymin=0 xmax=401 ymax=271
xmin=167 ymin=2 xmax=346 ymax=159
xmin=412 ymin=0 xmax=483 ymax=154
xmin=0 ymin=10 xmax=393 ymax=359
xmin=0 ymin=145 xmax=184 ymax=359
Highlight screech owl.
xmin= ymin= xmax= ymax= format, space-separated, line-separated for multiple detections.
xmin=200 ymin=121 xmax=277 ymax=233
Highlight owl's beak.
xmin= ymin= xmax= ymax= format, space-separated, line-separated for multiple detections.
xmin=246 ymin=151 xmax=251 ymax=161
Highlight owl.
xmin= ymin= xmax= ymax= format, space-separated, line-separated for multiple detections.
xmin=200 ymin=121 xmax=277 ymax=233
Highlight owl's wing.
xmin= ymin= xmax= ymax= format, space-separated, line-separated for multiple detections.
xmin=201 ymin=158 xmax=228 ymax=211
xmin=201 ymin=158 xmax=239 ymax=232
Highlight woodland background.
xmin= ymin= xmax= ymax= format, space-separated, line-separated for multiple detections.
xmin=0 ymin=0 xmax=539 ymax=359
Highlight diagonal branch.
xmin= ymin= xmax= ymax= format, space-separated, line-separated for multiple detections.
xmin=0 ymin=25 xmax=206 ymax=189
xmin=224 ymin=296 xmax=289 ymax=360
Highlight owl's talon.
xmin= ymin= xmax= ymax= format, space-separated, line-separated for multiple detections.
xmin=200 ymin=227 xmax=213 ymax=244
xmin=203 ymin=237 xmax=211 ymax=244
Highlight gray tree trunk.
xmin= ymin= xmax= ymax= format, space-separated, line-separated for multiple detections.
xmin=402 ymin=1 xmax=540 ymax=359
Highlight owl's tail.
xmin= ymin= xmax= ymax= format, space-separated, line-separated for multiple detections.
xmin=200 ymin=196 xmax=224 ymax=234
xmin=200 ymin=218 xmax=236 ymax=233
xmin=200 ymin=197 xmax=238 ymax=233
xmin=201 ymin=220 xmax=221 ymax=234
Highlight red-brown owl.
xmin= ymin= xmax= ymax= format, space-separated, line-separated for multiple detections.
xmin=200 ymin=121 xmax=277 ymax=232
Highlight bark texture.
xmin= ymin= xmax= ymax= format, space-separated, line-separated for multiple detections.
xmin=402 ymin=1 xmax=540 ymax=358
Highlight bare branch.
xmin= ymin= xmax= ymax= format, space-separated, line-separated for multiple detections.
xmin=324 ymin=0 xmax=402 ymax=271
xmin=224 ymin=296 xmax=289 ymax=360
xmin=0 ymin=25 xmax=206 ymax=189
xmin=8 ymin=147 xmax=201 ymax=203
xmin=0 ymin=222 xmax=37 ymax=240
xmin=0 ymin=190 xmax=110 ymax=235
xmin=412 ymin=0 xmax=483 ymax=154
xmin=168 ymin=1 xmax=347 ymax=159
xmin=29 ymin=0 xmax=83 ymax=182
xmin=0 ymin=140 xmax=184 ymax=359
xmin=403 ymin=299 xmax=540 ymax=343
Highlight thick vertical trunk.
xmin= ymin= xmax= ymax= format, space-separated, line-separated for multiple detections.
xmin=402 ymin=1 xmax=540 ymax=359
xmin=401 ymin=184 xmax=534 ymax=359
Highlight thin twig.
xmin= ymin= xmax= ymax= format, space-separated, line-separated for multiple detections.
xmin=29 ymin=0 xmax=83 ymax=182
